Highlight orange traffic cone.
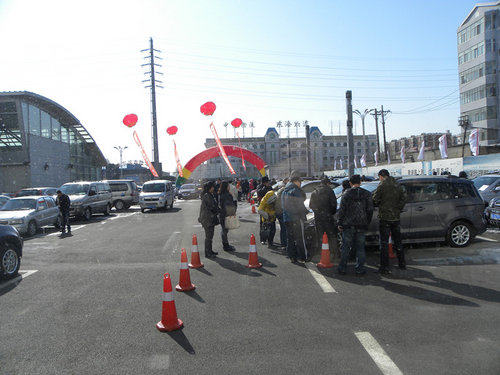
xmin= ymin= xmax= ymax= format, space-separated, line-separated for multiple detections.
xmin=251 ymin=204 xmax=257 ymax=214
xmin=156 ymin=273 xmax=184 ymax=332
xmin=246 ymin=234 xmax=262 ymax=268
xmin=188 ymin=234 xmax=204 ymax=269
xmin=317 ymin=232 xmax=334 ymax=268
xmin=176 ymin=249 xmax=196 ymax=292
xmin=388 ymin=234 xmax=396 ymax=259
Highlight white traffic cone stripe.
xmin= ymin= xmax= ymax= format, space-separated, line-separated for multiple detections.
xmin=322 ymin=243 xmax=329 ymax=250
xmin=249 ymin=244 xmax=257 ymax=253
xmin=180 ymin=262 xmax=188 ymax=270
xmin=163 ymin=292 xmax=175 ymax=302
xmin=192 ymin=246 xmax=199 ymax=253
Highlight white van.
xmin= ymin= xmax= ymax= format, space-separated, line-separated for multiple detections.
xmin=139 ymin=180 xmax=175 ymax=213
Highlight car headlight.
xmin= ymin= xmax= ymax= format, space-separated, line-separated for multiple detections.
xmin=10 ymin=218 xmax=24 ymax=224
xmin=489 ymin=198 xmax=496 ymax=208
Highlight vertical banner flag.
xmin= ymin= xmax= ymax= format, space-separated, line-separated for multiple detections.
xmin=387 ymin=151 xmax=391 ymax=165
xmin=360 ymin=154 xmax=366 ymax=167
xmin=237 ymin=132 xmax=246 ymax=171
xmin=469 ymin=129 xmax=479 ymax=156
xmin=439 ymin=134 xmax=448 ymax=159
xmin=334 ymin=159 xmax=337 ymax=170
xmin=417 ymin=141 xmax=425 ymax=160
xmin=354 ymin=156 xmax=358 ymax=169
xmin=340 ymin=158 xmax=343 ymax=169
xmin=133 ymin=131 xmax=159 ymax=177
xmin=400 ymin=146 xmax=405 ymax=164
xmin=210 ymin=122 xmax=236 ymax=174
xmin=173 ymin=140 xmax=183 ymax=177
xmin=374 ymin=151 xmax=378 ymax=166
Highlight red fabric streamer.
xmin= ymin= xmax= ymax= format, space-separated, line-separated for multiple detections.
xmin=173 ymin=140 xmax=183 ymax=177
xmin=133 ymin=130 xmax=159 ymax=177
xmin=237 ymin=132 xmax=246 ymax=171
xmin=209 ymin=122 xmax=235 ymax=174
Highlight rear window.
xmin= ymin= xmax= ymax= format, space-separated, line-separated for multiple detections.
xmin=452 ymin=183 xmax=477 ymax=199
xmin=110 ymin=183 xmax=129 ymax=192
xmin=403 ymin=182 xmax=451 ymax=203
xmin=143 ymin=183 xmax=166 ymax=193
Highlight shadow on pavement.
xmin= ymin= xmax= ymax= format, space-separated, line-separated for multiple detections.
xmin=212 ymin=256 xmax=261 ymax=277
xmin=193 ymin=267 xmax=212 ymax=276
xmin=0 ymin=275 xmax=22 ymax=296
xmin=182 ymin=289 xmax=205 ymax=303
xmin=167 ymin=330 xmax=195 ymax=355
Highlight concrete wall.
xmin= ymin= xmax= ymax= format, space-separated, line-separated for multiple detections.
xmin=28 ymin=135 xmax=70 ymax=188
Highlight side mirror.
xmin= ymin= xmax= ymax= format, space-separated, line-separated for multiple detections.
xmin=495 ymin=186 xmax=500 ymax=192
xmin=37 ymin=205 xmax=44 ymax=211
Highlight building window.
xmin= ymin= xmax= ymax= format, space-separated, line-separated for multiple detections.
xmin=28 ymin=104 xmax=40 ymax=136
xmin=61 ymin=126 xmax=69 ymax=143
xmin=51 ymin=118 xmax=61 ymax=141
xmin=41 ymin=110 xmax=51 ymax=138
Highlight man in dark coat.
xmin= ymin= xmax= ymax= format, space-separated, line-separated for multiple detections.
xmin=198 ymin=181 xmax=220 ymax=258
xmin=56 ymin=190 xmax=71 ymax=236
xmin=337 ymin=175 xmax=373 ymax=275
xmin=372 ymin=169 xmax=406 ymax=273
xmin=309 ymin=176 xmax=339 ymax=257
xmin=282 ymin=171 xmax=310 ymax=263
xmin=256 ymin=176 xmax=272 ymax=244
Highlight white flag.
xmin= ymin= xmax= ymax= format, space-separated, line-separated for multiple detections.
xmin=334 ymin=159 xmax=337 ymax=170
xmin=340 ymin=158 xmax=343 ymax=169
xmin=439 ymin=134 xmax=448 ymax=159
xmin=354 ymin=156 xmax=358 ymax=169
xmin=387 ymin=151 xmax=391 ymax=165
xmin=417 ymin=141 xmax=425 ymax=160
xmin=374 ymin=151 xmax=378 ymax=166
xmin=400 ymin=146 xmax=405 ymax=164
xmin=469 ymin=129 xmax=479 ymax=156
xmin=360 ymin=154 xmax=367 ymax=167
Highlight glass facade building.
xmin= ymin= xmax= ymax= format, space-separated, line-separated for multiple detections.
xmin=0 ymin=91 xmax=106 ymax=193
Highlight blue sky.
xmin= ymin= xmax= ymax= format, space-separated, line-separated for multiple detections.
xmin=0 ymin=0 xmax=479 ymax=172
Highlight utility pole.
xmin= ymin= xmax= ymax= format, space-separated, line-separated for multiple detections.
xmin=305 ymin=123 xmax=311 ymax=176
xmin=459 ymin=115 xmax=470 ymax=157
xmin=380 ymin=105 xmax=391 ymax=162
xmin=141 ymin=37 xmax=163 ymax=177
xmin=346 ymin=91 xmax=354 ymax=177
xmin=371 ymin=109 xmax=381 ymax=161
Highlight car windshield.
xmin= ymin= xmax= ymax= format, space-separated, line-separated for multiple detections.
xmin=180 ymin=184 xmax=195 ymax=190
xmin=472 ymin=176 xmax=500 ymax=191
xmin=59 ymin=184 xmax=90 ymax=195
xmin=1 ymin=198 xmax=37 ymax=211
xmin=16 ymin=189 xmax=39 ymax=197
xmin=143 ymin=183 xmax=165 ymax=193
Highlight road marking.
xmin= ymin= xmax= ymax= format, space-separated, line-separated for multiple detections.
xmin=0 ymin=270 xmax=38 ymax=291
xmin=305 ymin=263 xmax=337 ymax=293
xmin=47 ymin=225 xmax=85 ymax=236
xmin=355 ymin=332 xmax=403 ymax=375
xmin=110 ymin=212 xmax=138 ymax=220
xmin=476 ymin=235 xmax=498 ymax=243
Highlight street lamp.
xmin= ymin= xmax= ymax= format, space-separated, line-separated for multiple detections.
xmin=114 ymin=146 xmax=128 ymax=178
xmin=353 ymin=109 xmax=374 ymax=160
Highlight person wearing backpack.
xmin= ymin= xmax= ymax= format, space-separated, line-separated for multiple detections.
xmin=337 ymin=174 xmax=373 ymax=275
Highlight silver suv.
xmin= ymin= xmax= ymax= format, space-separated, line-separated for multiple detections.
xmin=104 ymin=180 xmax=139 ymax=210
xmin=58 ymin=181 xmax=113 ymax=220
xmin=139 ymin=180 xmax=175 ymax=212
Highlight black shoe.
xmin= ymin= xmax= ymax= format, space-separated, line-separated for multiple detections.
xmin=304 ymin=257 xmax=312 ymax=263
xmin=356 ymin=270 xmax=366 ymax=276
xmin=337 ymin=269 xmax=346 ymax=275
xmin=223 ymin=245 xmax=235 ymax=252
xmin=205 ymin=252 xmax=217 ymax=258
xmin=290 ymin=258 xmax=297 ymax=263
xmin=268 ymin=244 xmax=278 ymax=250
xmin=374 ymin=268 xmax=391 ymax=275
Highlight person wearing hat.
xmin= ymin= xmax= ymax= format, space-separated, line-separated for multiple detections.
xmin=282 ymin=171 xmax=310 ymax=263
xmin=309 ymin=176 xmax=339 ymax=258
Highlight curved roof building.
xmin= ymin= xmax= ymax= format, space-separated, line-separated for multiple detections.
xmin=0 ymin=91 xmax=107 ymax=193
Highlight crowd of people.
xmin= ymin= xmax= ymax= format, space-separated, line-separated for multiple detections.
xmin=197 ymin=169 xmax=407 ymax=275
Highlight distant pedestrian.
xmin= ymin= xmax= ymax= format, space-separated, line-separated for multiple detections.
xmin=198 ymin=181 xmax=220 ymax=258
xmin=372 ymin=169 xmax=407 ymax=274
xmin=337 ymin=175 xmax=373 ymax=275
xmin=341 ymin=179 xmax=351 ymax=193
xmin=274 ymin=178 xmax=289 ymax=249
xmin=56 ymin=190 xmax=71 ymax=236
xmin=309 ymin=176 xmax=339 ymax=257
xmin=258 ymin=190 xmax=277 ymax=248
xmin=282 ymin=171 xmax=310 ymax=263
xmin=458 ymin=171 xmax=468 ymax=179
xmin=242 ymin=179 xmax=250 ymax=201
xmin=218 ymin=181 xmax=236 ymax=252
xmin=228 ymin=180 xmax=238 ymax=209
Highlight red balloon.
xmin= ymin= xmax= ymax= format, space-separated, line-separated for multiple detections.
xmin=231 ymin=118 xmax=242 ymax=128
xmin=166 ymin=126 xmax=178 ymax=135
xmin=200 ymin=101 xmax=216 ymax=116
xmin=123 ymin=114 xmax=138 ymax=127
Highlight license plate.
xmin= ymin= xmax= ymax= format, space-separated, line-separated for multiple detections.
xmin=491 ymin=213 xmax=500 ymax=220
xmin=148 ymin=205 xmax=156 ymax=209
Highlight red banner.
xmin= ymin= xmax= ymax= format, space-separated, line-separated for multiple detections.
xmin=210 ymin=122 xmax=235 ymax=174
xmin=237 ymin=132 xmax=246 ymax=171
xmin=133 ymin=130 xmax=159 ymax=177
xmin=173 ymin=140 xmax=183 ymax=177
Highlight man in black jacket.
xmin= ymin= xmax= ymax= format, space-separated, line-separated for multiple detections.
xmin=56 ymin=190 xmax=71 ymax=236
xmin=337 ymin=175 xmax=373 ymax=275
xmin=309 ymin=176 xmax=339 ymax=257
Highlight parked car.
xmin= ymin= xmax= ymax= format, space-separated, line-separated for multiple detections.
xmin=139 ymin=180 xmax=175 ymax=212
xmin=58 ymin=181 xmax=112 ymax=220
xmin=485 ymin=196 xmax=500 ymax=228
xmin=177 ymin=183 xmax=200 ymax=200
xmin=0 ymin=224 xmax=23 ymax=279
xmin=103 ymin=179 xmax=139 ymax=210
xmin=0 ymin=196 xmax=61 ymax=236
xmin=15 ymin=187 xmax=58 ymax=197
xmin=472 ymin=174 xmax=500 ymax=203
xmin=0 ymin=195 xmax=11 ymax=208
xmin=305 ymin=175 xmax=487 ymax=251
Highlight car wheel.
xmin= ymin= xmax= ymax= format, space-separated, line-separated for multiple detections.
xmin=114 ymin=200 xmax=125 ymax=211
xmin=0 ymin=244 xmax=21 ymax=279
xmin=27 ymin=220 xmax=37 ymax=237
xmin=141 ymin=208 xmax=146 ymax=213
xmin=54 ymin=215 xmax=62 ymax=229
xmin=447 ymin=221 xmax=472 ymax=247
xmin=84 ymin=207 xmax=92 ymax=221
xmin=104 ymin=204 xmax=111 ymax=216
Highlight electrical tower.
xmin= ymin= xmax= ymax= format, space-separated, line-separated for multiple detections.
xmin=141 ymin=37 xmax=164 ymax=177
